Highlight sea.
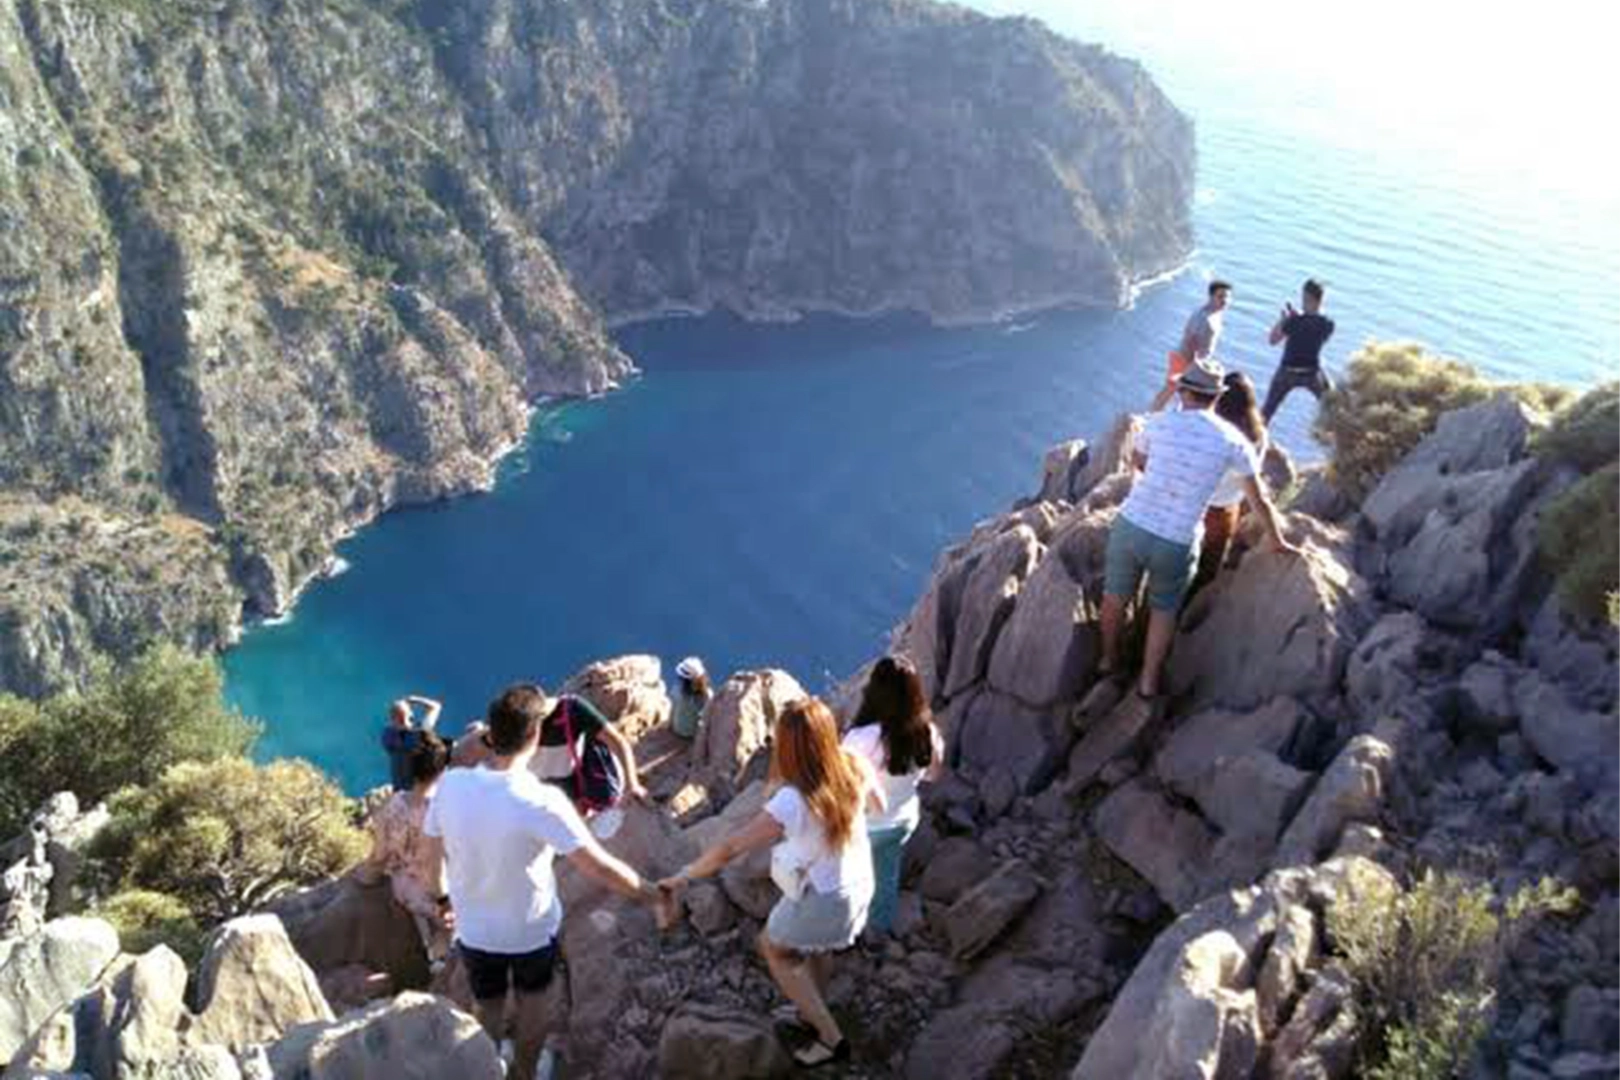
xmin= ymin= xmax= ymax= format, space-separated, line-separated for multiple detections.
xmin=223 ymin=0 xmax=1618 ymax=793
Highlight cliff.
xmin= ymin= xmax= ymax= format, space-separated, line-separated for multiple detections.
xmin=0 ymin=0 xmax=1195 ymax=697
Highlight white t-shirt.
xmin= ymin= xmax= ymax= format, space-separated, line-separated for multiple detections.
xmin=1209 ymin=431 xmax=1268 ymax=510
xmin=423 ymin=765 xmax=594 ymax=953
xmin=840 ymin=723 xmax=942 ymax=832
xmin=764 ymin=779 xmax=875 ymax=898
xmin=1122 ymin=409 xmax=1260 ymax=544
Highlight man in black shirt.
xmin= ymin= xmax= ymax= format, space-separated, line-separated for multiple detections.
xmin=1262 ymin=279 xmax=1336 ymax=422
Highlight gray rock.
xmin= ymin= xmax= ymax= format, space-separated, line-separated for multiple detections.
xmin=267 ymin=991 xmax=500 ymax=1079
xmin=1344 ymin=612 xmax=1459 ymax=722
xmin=1288 ymin=466 xmax=1353 ymax=524
xmin=918 ymin=838 xmax=988 ymax=904
xmin=943 ymin=860 xmax=1042 ymax=961
xmin=955 ymin=690 xmax=1071 ymax=794
xmin=1067 ymin=692 xmax=1161 ymax=789
xmin=1459 ymin=655 xmax=1521 ymax=734
xmin=943 ymin=526 xmax=1043 ymax=698
xmin=1561 ymin=985 xmax=1618 ymax=1054
xmin=1275 ymin=734 xmax=1395 ymax=867
xmin=1154 ymin=699 xmax=1309 ymax=792
xmin=1185 ymin=751 xmax=1314 ymax=848
xmin=1550 ymin=1053 xmax=1620 ymax=1080
xmin=1265 ymin=965 xmax=1358 ymax=1080
xmin=1038 ymin=439 xmax=1090 ymax=505
xmin=1256 ymin=903 xmax=1318 ymax=1033
xmin=1516 ymin=674 xmax=1620 ymax=787
xmin=686 ymin=881 xmax=737 ymax=937
xmin=657 ymin=1004 xmax=791 ymax=1080
xmin=986 ymin=552 xmax=1097 ymax=709
xmin=978 ymin=767 xmax=1019 ymax=821
xmin=693 ymin=670 xmax=806 ymax=795
xmin=191 ymin=915 xmax=332 ymax=1052
xmin=1093 ymin=781 xmax=1217 ymax=912
xmin=1523 ymin=595 xmax=1619 ymax=713
xmin=0 ymin=917 xmax=120 ymax=1062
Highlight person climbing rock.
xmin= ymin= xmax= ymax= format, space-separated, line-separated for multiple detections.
xmin=1261 ymin=278 xmax=1336 ymax=421
xmin=356 ymin=731 xmax=453 ymax=969
xmin=1186 ymin=370 xmax=1271 ymax=600
xmin=422 ymin=684 xmax=675 ymax=1080
xmin=526 ymin=685 xmax=648 ymax=838
xmin=840 ymin=656 xmax=943 ymax=937
xmin=670 ymin=656 xmax=712 ymax=740
xmin=663 ymin=698 xmax=883 ymax=1068
xmin=1151 ymin=279 xmax=1232 ymax=412
xmin=1094 ymin=358 xmax=1301 ymax=717
xmin=381 ymin=693 xmax=442 ymax=792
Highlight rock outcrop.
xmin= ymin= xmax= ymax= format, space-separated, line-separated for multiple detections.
xmin=0 ymin=0 xmax=1194 ymax=697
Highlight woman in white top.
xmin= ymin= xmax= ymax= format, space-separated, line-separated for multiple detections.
xmin=840 ymin=656 xmax=943 ymax=936
xmin=665 ymin=697 xmax=882 ymax=1068
xmin=1190 ymin=370 xmax=1269 ymax=600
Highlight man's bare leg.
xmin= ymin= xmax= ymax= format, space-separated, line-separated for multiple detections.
xmin=1138 ymin=608 xmax=1179 ymax=698
xmin=1099 ymin=593 xmax=1128 ymax=675
xmin=511 ymin=989 xmax=552 ymax=1080
xmin=473 ymin=996 xmax=506 ymax=1050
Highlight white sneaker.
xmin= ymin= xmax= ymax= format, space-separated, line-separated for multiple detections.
xmin=590 ymin=806 xmax=624 ymax=839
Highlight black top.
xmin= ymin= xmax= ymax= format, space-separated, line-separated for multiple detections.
xmin=1280 ymin=313 xmax=1336 ymax=370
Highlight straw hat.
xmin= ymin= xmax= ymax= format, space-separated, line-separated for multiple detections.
xmin=1178 ymin=357 xmax=1226 ymax=395
xmin=675 ymin=657 xmax=707 ymax=681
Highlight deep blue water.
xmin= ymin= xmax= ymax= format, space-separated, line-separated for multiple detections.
xmin=225 ymin=4 xmax=1617 ymax=793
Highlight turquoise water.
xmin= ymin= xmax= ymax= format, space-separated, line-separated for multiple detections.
xmin=225 ymin=6 xmax=1617 ymax=793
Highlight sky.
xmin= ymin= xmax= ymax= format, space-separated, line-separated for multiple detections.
xmin=968 ymin=0 xmax=1618 ymax=210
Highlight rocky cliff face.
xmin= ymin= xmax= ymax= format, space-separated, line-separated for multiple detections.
xmin=0 ymin=0 xmax=1194 ymax=696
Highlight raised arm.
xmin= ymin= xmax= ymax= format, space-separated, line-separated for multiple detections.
xmin=406 ymin=695 xmax=443 ymax=731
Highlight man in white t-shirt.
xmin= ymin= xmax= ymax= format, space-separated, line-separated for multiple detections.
xmin=1099 ymin=358 xmax=1300 ymax=711
xmin=423 ymin=684 xmax=669 ymax=1080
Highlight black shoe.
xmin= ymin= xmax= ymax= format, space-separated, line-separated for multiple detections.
xmin=773 ymin=1016 xmax=816 ymax=1049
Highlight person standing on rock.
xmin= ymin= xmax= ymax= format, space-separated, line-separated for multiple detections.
xmin=381 ymin=693 xmax=442 ymax=792
xmin=1261 ymin=278 xmax=1336 ymax=421
xmin=670 ymin=656 xmax=712 ymax=740
xmin=527 ymin=686 xmax=649 ymax=837
xmin=423 ymin=684 xmax=674 ymax=1080
xmin=357 ymin=730 xmax=453 ymax=969
xmin=663 ymin=697 xmax=883 ymax=1068
xmin=1151 ymin=279 xmax=1232 ymax=412
xmin=1186 ymin=371 xmax=1271 ymax=600
xmin=1095 ymin=358 xmax=1300 ymax=716
xmin=840 ymin=657 xmax=943 ymax=937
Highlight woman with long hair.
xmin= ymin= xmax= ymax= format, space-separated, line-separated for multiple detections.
xmin=358 ymin=730 xmax=453 ymax=967
xmin=1190 ymin=370 xmax=1270 ymax=599
xmin=664 ymin=697 xmax=882 ymax=1067
xmin=840 ymin=656 xmax=942 ymax=935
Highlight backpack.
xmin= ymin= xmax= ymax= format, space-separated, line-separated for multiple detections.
xmin=557 ymin=698 xmax=624 ymax=815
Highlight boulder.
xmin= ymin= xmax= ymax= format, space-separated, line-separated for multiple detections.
xmin=1523 ymin=595 xmax=1619 ymax=713
xmin=684 ymin=882 xmax=736 ymax=936
xmin=1265 ymin=965 xmax=1358 ymax=1080
xmin=266 ymin=875 xmax=429 ymax=993
xmin=0 ymin=917 xmax=119 ymax=1062
xmin=918 ymin=837 xmax=987 ymax=904
xmin=986 ymin=552 xmax=1096 ymax=709
xmin=562 ymin=654 xmax=672 ymax=743
xmin=656 ymin=1005 xmax=791 ymax=1079
xmin=1069 ymin=413 xmax=1141 ymax=509
xmin=1274 ymin=735 xmax=1395 ymax=867
xmin=906 ymin=961 xmax=1094 ymax=1079
xmin=1263 ymin=442 xmax=1297 ymax=494
xmin=1039 ymin=439 xmax=1090 ymax=505
xmin=1169 ymin=532 xmax=1373 ymax=712
xmin=266 ymin=991 xmax=501 ymax=1079
xmin=1344 ymin=612 xmax=1461 ymax=722
xmin=1067 ymin=693 xmax=1162 ymax=789
xmin=943 ymin=860 xmax=1042 ymax=960
xmin=1288 ymin=466 xmax=1353 ymax=524
xmin=692 ymin=670 xmax=805 ymax=793
xmin=1561 ymin=985 xmax=1619 ymax=1055
xmin=1093 ymin=781 xmax=1217 ymax=912
xmin=1153 ymin=698 xmax=1309 ymax=795
xmin=1185 ymin=752 xmax=1313 ymax=848
xmin=1256 ymin=902 xmax=1318 ymax=1033
xmin=78 ymin=945 xmax=190 ymax=1078
xmin=942 ymin=525 xmax=1042 ymax=699
xmin=1362 ymin=393 xmax=1543 ymax=546
xmin=955 ymin=690 xmax=1071 ymax=794
xmin=1457 ymin=654 xmax=1521 ymax=735
xmin=1515 ymin=673 xmax=1620 ymax=787
xmin=191 ymin=915 xmax=332 ymax=1051
xmin=978 ymin=767 xmax=1018 ymax=821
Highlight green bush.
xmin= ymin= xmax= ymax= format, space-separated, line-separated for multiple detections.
xmin=95 ymin=888 xmax=207 ymax=966
xmin=89 ymin=757 xmax=366 ymax=925
xmin=1330 ymin=869 xmax=1577 ymax=1079
xmin=1314 ymin=342 xmax=1569 ymax=501
xmin=1535 ymin=381 xmax=1620 ymax=472
xmin=0 ymin=646 xmax=258 ymax=835
xmin=1537 ymin=464 xmax=1620 ymax=626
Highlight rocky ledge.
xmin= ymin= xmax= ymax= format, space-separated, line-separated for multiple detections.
xmin=3 ymin=391 xmax=1613 ymax=1079
xmin=0 ymin=0 xmax=1194 ymax=697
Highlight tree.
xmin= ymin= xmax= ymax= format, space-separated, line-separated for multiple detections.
xmin=88 ymin=757 xmax=367 ymax=925
xmin=0 ymin=646 xmax=259 ymax=834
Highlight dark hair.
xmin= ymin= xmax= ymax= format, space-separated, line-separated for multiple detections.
xmin=1215 ymin=371 xmax=1265 ymax=445
xmin=1303 ymin=278 xmax=1325 ymax=302
xmin=1209 ymin=279 xmax=1233 ymax=297
xmin=486 ymin=684 xmax=549 ymax=755
xmin=855 ymin=656 xmax=935 ymax=777
xmin=407 ymin=731 xmax=450 ymax=787
xmin=680 ymin=672 xmax=711 ymax=698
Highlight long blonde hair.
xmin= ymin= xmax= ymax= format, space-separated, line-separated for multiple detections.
xmin=770 ymin=697 xmax=863 ymax=851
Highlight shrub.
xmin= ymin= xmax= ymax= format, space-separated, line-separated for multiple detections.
xmin=1314 ymin=342 xmax=1567 ymax=501
xmin=0 ymin=646 xmax=258 ymax=835
xmin=1535 ymin=381 xmax=1620 ymax=472
xmin=89 ymin=757 xmax=366 ymax=924
xmin=1537 ymin=464 xmax=1619 ymax=626
xmin=95 ymin=888 xmax=207 ymax=966
xmin=1329 ymin=869 xmax=1578 ymax=1079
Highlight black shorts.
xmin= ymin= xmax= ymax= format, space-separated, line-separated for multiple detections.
xmin=459 ymin=939 xmax=560 ymax=1001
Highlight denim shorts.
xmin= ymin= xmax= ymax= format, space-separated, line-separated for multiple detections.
xmin=766 ymin=886 xmax=871 ymax=954
xmin=1104 ymin=515 xmax=1198 ymax=612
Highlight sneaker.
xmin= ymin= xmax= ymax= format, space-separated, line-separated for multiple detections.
xmin=589 ymin=806 xmax=625 ymax=840
xmin=535 ymin=1047 xmax=558 ymax=1080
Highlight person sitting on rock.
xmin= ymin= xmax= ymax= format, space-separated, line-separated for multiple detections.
xmin=423 ymin=684 xmax=675 ymax=1080
xmin=381 ymin=693 xmax=442 ymax=792
xmin=357 ymin=730 xmax=453 ymax=969
xmin=840 ymin=656 xmax=943 ymax=937
xmin=1095 ymin=358 xmax=1300 ymax=716
xmin=527 ymin=685 xmax=649 ymax=837
xmin=670 ymin=656 xmax=712 ymax=740
xmin=1186 ymin=370 xmax=1271 ymax=601
xmin=664 ymin=697 xmax=883 ymax=1068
